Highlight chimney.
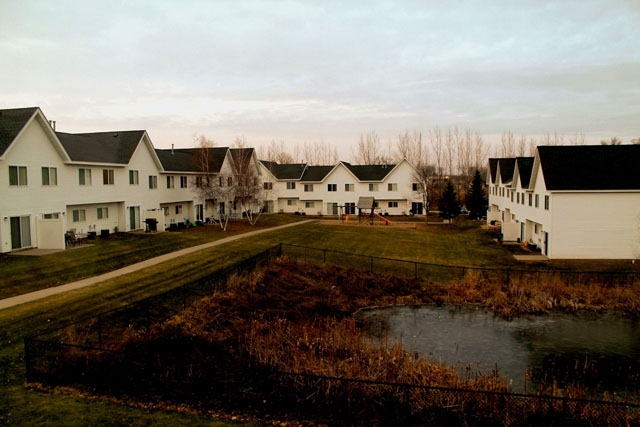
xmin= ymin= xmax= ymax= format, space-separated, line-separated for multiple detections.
xmin=171 ymin=144 xmax=174 ymax=155
xmin=49 ymin=120 xmax=56 ymax=131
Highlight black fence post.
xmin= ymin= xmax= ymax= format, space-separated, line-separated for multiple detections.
xmin=24 ymin=337 xmax=32 ymax=382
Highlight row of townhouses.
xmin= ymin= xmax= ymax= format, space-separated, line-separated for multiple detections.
xmin=486 ymin=145 xmax=640 ymax=259
xmin=1 ymin=107 xmax=424 ymax=254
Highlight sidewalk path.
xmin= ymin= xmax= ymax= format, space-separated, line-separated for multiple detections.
xmin=0 ymin=220 xmax=312 ymax=311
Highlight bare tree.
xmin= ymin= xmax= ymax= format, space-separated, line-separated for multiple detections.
xmin=517 ymin=135 xmax=527 ymax=156
xmin=396 ymin=130 xmax=425 ymax=166
xmin=429 ymin=126 xmax=444 ymax=177
xmin=601 ymin=136 xmax=623 ymax=145
xmin=527 ymin=137 xmax=538 ymax=156
xmin=472 ymin=132 xmax=487 ymax=173
xmin=353 ymin=131 xmax=391 ymax=164
xmin=232 ymin=136 xmax=249 ymax=148
xmin=444 ymin=126 xmax=456 ymax=177
xmin=260 ymin=140 xmax=295 ymax=164
xmin=568 ymin=132 xmax=586 ymax=145
xmin=500 ymin=131 xmax=515 ymax=157
xmin=632 ymin=137 xmax=640 ymax=145
xmin=229 ymin=148 xmax=265 ymax=225
xmin=304 ymin=139 xmax=339 ymax=165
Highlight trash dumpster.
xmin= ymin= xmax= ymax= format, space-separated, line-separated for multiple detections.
xmin=145 ymin=218 xmax=158 ymax=232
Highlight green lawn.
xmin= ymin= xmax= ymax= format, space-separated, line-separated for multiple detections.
xmin=0 ymin=217 xmax=521 ymax=425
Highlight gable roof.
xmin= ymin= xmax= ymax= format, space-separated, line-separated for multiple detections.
xmin=259 ymin=161 xmax=307 ymax=180
xmin=228 ymin=147 xmax=255 ymax=174
xmin=515 ymin=157 xmax=534 ymax=188
xmin=538 ymin=145 xmax=640 ymax=191
xmin=155 ymin=147 xmax=228 ymax=173
xmin=342 ymin=162 xmax=395 ymax=181
xmin=496 ymin=158 xmax=516 ymax=184
xmin=0 ymin=107 xmax=40 ymax=157
xmin=57 ymin=130 xmax=146 ymax=164
xmin=488 ymin=158 xmax=500 ymax=184
xmin=301 ymin=165 xmax=334 ymax=182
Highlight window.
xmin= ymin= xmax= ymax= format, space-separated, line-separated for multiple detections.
xmin=227 ymin=177 xmax=233 ymax=186
xmin=148 ymin=175 xmax=157 ymax=189
xmin=286 ymin=181 xmax=296 ymax=190
xmin=388 ymin=201 xmax=398 ymax=208
xmin=287 ymin=199 xmax=296 ymax=206
xmin=305 ymin=201 xmax=315 ymax=208
xmin=196 ymin=176 xmax=204 ymax=187
xmin=43 ymin=213 xmax=59 ymax=219
xmin=79 ymin=168 xmax=91 ymax=186
xmin=97 ymin=207 xmax=109 ymax=219
xmin=535 ymin=194 xmax=539 ymax=208
xmin=129 ymin=170 xmax=139 ymax=185
xmin=9 ymin=166 xmax=27 ymax=186
xmin=510 ymin=191 xmax=514 ymax=202
xmin=369 ymin=183 xmax=378 ymax=192
xmin=327 ymin=183 xmax=337 ymax=192
xmin=544 ymin=195 xmax=550 ymax=210
xmin=412 ymin=182 xmax=423 ymax=191
xmin=345 ymin=202 xmax=356 ymax=215
xmin=535 ymin=224 xmax=541 ymax=234
xmin=175 ymin=205 xmax=183 ymax=214
xmin=180 ymin=176 xmax=188 ymax=188
xmin=517 ymin=193 xmax=520 ymax=204
xmin=41 ymin=167 xmax=57 ymax=186
xmin=263 ymin=182 xmax=273 ymax=190
xmin=388 ymin=183 xmax=398 ymax=191
xmin=72 ymin=209 xmax=86 ymax=222
xmin=345 ymin=183 xmax=354 ymax=192
xmin=528 ymin=194 xmax=533 ymax=206
xmin=103 ymin=169 xmax=114 ymax=185
xmin=304 ymin=184 xmax=313 ymax=192
xmin=162 ymin=207 xmax=169 ymax=216
xmin=219 ymin=176 xmax=224 ymax=187
xmin=165 ymin=176 xmax=173 ymax=188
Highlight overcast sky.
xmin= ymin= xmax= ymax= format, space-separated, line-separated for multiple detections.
xmin=1 ymin=0 xmax=639 ymax=158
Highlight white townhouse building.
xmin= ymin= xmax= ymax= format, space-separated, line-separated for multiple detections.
xmin=487 ymin=145 xmax=640 ymax=260
xmin=0 ymin=107 xmax=262 ymax=253
xmin=259 ymin=159 xmax=424 ymax=216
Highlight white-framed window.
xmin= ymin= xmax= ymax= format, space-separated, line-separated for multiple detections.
xmin=528 ymin=194 xmax=533 ymax=206
xmin=535 ymin=194 xmax=539 ymax=208
xmin=287 ymin=199 xmax=296 ymax=206
xmin=388 ymin=201 xmax=398 ymax=208
xmin=149 ymin=175 xmax=157 ymax=189
xmin=345 ymin=183 xmax=354 ymax=192
xmin=517 ymin=193 xmax=520 ymax=204
xmin=9 ymin=165 xmax=28 ymax=186
xmin=227 ymin=176 xmax=233 ymax=186
xmin=97 ymin=207 xmax=109 ymax=219
xmin=286 ymin=181 xmax=296 ymax=190
xmin=304 ymin=184 xmax=313 ymax=192
xmin=544 ymin=195 xmax=550 ymax=210
xmin=129 ymin=170 xmax=139 ymax=185
xmin=305 ymin=201 xmax=315 ymax=208
xmin=43 ymin=213 xmax=60 ymax=219
xmin=163 ymin=206 xmax=169 ymax=216
xmin=41 ymin=167 xmax=57 ymax=186
xmin=79 ymin=168 xmax=92 ymax=186
xmin=388 ymin=183 xmax=398 ymax=191
xmin=369 ymin=183 xmax=378 ymax=192
xmin=327 ymin=183 xmax=337 ymax=192
xmin=72 ymin=209 xmax=86 ymax=222
xmin=167 ymin=176 xmax=175 ymax=188
xmin=412 ymin=182 xmax=423 ymax=191
xmin=175 ymin=205 xmax=183 ymax=214
xmin=103 ymin=169 xmax=114 ymax=185
xmin=180 ymin=176 xmax=188 ymax=188
xmin=345 ymin=202 xmax=356 ymax=214
xmin=263 ymin=182 xmax=273 ymax=190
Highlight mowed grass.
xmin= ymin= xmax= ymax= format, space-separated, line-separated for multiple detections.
xmin=0 ymin=217 xmax=529 ymax=425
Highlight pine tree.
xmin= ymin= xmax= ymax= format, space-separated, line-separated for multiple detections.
xmin=438 ymin=181 xmax=460 ymax=224
xmin=466 ymin=170 xmax=487 ymax=220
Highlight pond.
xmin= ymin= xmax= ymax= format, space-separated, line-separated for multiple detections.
xmin=358 ymin=305 xmax=640 ymax=394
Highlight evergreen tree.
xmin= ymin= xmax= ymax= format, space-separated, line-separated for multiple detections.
xmin=466 ymin=170 xmax=487 ymax=220
xmin=438 ymin=181 xmax=460 ymax=224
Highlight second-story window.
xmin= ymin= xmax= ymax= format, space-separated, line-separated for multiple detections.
xmin=79 ymin=168 xmax=92 ymax=186
xmin=535 ymin=194 xmax=540 ymax=208
xmin=9 ymin=165 xmax=28 ymax=186
xmin=304 ymin=184 xmax=313 ymax=192
xmin=227 ymin=176 xmax=233 ymax=186
xmin=327 ymin=183 xmax=337 ymax=192
xmin=167 ymin=176 xmax=175 ymax=188
xmin=345 ymin=183 xmax=354 ymax=192
xmin=180 ymin=176 xmax=188 ymax=188
xmin=544 ymin=195 xmax=550 ymax=210
xmin=41 ymin=167 xmax=57 ymax=186
xmin=263 ymin=182 xmax=273 ymax=190
xmin=129 ymin=170 xmax=139 ymax=185
xmin=148 ymin=175 xmax=157 ymax=189
xmin=103 ymin=169 xmax=114 ymax=185
xmin=388 ymin=183 xmax=398 ymax=191
xmin=287 ymin=181 xmax=296 ymax=190
xmin=369 ymin=183 xmax=379 ymax=192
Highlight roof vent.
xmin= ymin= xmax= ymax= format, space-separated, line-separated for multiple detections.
xmin=113 ymin=132 xmax=119 ymax=137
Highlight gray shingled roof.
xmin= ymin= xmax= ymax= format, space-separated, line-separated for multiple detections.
xmin=155 ymin=147 xmax=228 ymax=173
xmin=229 ymin=148 xmax=254 ymax=173
xmin=496 ymin=158 xmax=516 ymax=183
xmin=538 ymin=145 xmax=640 ymax=191
xmin=57 ymin=131 xmax=145 ymax=164
xmin=342 ymin=162 xmax=395 ymax=181
xmin=0 ymin=107 xmax=39 ymax=157
xmin=260 ymin=161 xmax=307 ymax=180
xmin=488 ymin=158 xmax=499 ymax=183
xmin=515 ymin=157 xmax=534 ymax=188
xmin=301 ymin=165 xmax=334 ymax=182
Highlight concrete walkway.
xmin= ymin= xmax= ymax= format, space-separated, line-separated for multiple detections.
xmin=0 ymin=220 xmax=313 ymax=311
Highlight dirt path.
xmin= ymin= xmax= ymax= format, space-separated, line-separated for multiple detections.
xmin=0 ymin=220 xmax=313 ymax=311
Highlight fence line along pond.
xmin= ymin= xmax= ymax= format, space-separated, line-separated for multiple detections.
xmin=358 ymin=305 xmax=640 ymax=394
